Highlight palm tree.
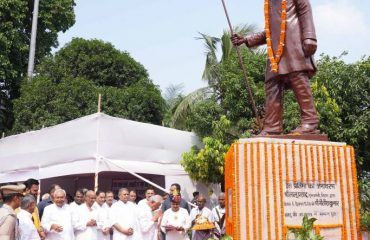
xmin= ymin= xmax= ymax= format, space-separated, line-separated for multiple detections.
xmin=171 ymin=24 xmax=258 ymax=128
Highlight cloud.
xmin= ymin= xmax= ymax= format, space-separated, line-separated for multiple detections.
xmin=313 ymin=0 xmax=370 ymax=61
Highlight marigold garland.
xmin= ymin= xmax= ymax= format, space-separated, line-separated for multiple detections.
xmin=332 ymin=146 xmax=338 ymax=182
xmin=264 ymin=142 xmax=272 ymax=240
xmin=292 ymin=143 xmax=297 ymax=182
xmin=343 ymin=146 xmax=355 ymax=240
xmin=235 ymin=144 xmax=241 ymax=240
xmin=337 ymin=147 xmax=348 ymax=239
xmin=278 ymin=144 xmax=285 ymax=240
xmin=257 ymin=142 xmax=262 ymax=240
xmin=299 ymin=144 xmax=304 ymax=182
xmin=284 ymin=143 xmax=289 ymax=182
xmin=327 ymin=146 xmax=332 ymax=181
xmin=264 ymin=0 xmax=287 ymax=72
xmin=272 ymin=144 xmax=279 ymax=239
xmin=350 ymin=146 xmax=362 ymax=240
xmin=310 ymin=145 xmax=316 ymax=180
xmin=316 ymin=146 xmax=322 ymax=182
xmin=251 ymin=143 xmax=257 ymax=239
xmin=323 ymin=145 xmax=328 ymax=182
xmin=244 ymin=144 xmax=250 ymax=240
xmin=304 ymin=145 xmax=309 ymax=182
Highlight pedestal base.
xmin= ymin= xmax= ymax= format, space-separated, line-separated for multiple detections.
xmin=225 ymin=137 xmax=362 ymax=240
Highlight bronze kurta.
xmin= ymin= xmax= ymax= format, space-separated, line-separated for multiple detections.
xmin=247 ymin=0 xmax=317 ymax=80
xmin=232 ymin=0 xmax=320 ymax=134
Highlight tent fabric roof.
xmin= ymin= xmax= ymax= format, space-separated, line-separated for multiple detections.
xmin=0 ymin=113 xmax=200 ymax=182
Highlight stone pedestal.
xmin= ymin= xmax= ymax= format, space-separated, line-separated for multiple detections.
xmin=224 ymin=138 xmax=362 ymax=240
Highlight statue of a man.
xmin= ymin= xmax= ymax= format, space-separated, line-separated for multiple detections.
xmin=232 ymin=0 xmax=319 ymax=135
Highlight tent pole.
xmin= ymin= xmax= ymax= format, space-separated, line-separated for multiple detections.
xmin=94 ymin=157 xmax=99 ymax=192
xmin=97 ymin=93 xmax=102 ymax=113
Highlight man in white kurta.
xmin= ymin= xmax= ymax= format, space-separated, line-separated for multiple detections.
xmin=138 ymin=195 xmax=162 ymax=240
xmin=161 ymin=195 xmax=191 ymax=240
xmin=137 ymin=187 xmax=155 ymax=207
xmin=18 ymin=195 xmax=40 ymax=240
xmin=212 ymin=193 xmax=226 ymax=239
xmin=94 ymin=190 xmax=110 ymax=240
xmin=110 ymin=188 xmax=141 ymax=240
xmin=41 ymin=189 xmax=75 ymax=240
xmin=190 ymin=195 xmax=215 ymax=240
xmin=73 ymin=190 xmax=98 ymax=240
xmin=69 ymin=189 xmax=84 ymax=214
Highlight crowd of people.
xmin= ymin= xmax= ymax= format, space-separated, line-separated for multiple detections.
xmin=0 ymin=179 xmax=226 ymax=240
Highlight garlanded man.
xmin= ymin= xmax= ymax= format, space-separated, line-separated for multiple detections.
xmin=231 ymin=0 xmax=319 ymax=135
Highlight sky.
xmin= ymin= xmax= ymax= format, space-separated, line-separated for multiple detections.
xmin=57 ymin=0 xmax=370 ymax=94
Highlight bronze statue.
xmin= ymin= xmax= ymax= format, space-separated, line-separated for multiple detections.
xmin=232 ymin=0 xmax=319 ymax=135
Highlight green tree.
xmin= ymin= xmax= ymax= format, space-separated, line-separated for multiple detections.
xmin=181 ymin=116 xmax=231 ymax=184
xmin=0 ymin=0 xmax=75 ymax=130
xmin=12 ymin=39 xmax=165 ymax=132
xmin=37 ymin=38 xmax=148 ymax=88
xmin=313 ymin=54 xmax=370 ymax=170
xmin=171 ymin=25 xmax=257 ymax=129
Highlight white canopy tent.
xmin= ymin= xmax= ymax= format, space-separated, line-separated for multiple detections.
xmin=0 ymin=113 xmax=212 ymax=200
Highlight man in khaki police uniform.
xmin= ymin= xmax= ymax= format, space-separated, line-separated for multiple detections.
xmin=0 ymin=184 xmax=25 ymax=240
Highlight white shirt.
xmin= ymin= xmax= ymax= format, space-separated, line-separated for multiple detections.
xmin=190 ymin=207 xmax=214 ymax=240
xmin=94 ymin=202 xmax=110 ymax=240
xmin=17 ymin=209 xmax=41 ymax=240
xmin=212 ymin=205 xmax=225 ymax=235
xmin=137 ymin=199 xmax=147 ymax=207
xmin=41 ymin=204 xmax=75 ymax=240
xmin=73 ymin=203 xmax=98 ymax=240
xmin=138 ymin=203 xmax=157 ymax=240
xmin=110 ymin=200 xmax=141 ymax=240
xmin=161 ymin=208 xmax=191 ymax=240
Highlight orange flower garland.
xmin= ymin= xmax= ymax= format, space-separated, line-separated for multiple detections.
xmin=350 ymin=147 xmax=362 ymax=240
xmin=264 ymin=0 xmax=287 ymax=72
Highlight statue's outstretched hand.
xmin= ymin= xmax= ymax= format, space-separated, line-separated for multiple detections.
xmin=303 ymin=39 xmax=317 ymax=56
xmin=231 ymin=34 xmax=246 ymax=46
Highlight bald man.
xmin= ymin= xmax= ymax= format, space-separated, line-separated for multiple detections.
xmin=189 ymin=195 xmax=214 ymax=240
xmin=73 ymin=190 xmax=99 ymax=240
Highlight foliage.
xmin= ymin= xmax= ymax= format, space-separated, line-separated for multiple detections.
xmin=313 ymin=54 xmax=370 ymax=170
xmin=208 ymin=235 xmax=233 ymax=240
xmin=287 ymin=214 xmax=324 ymax=240
xmin=12 ymin=39 xmax=165 ymax=132
xmin=37 ymin=38 xmax=148 ymax=88
xmin=181 ymin=116 xmax=231 ymax=184
xmin=359 ymin=172 xmax=370 ymax=231
xmin=170 ymin=25 xmax=258 ymax=131
xmin=0 ymin=0 xmax=75 ymax=131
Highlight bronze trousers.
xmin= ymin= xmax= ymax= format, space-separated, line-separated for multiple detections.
xmin=263 ymin=71 xmax=319 ymax=133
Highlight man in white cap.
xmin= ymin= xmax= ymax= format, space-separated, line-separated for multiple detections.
xmin=0 ymin=184 xmax=26 ymax=240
